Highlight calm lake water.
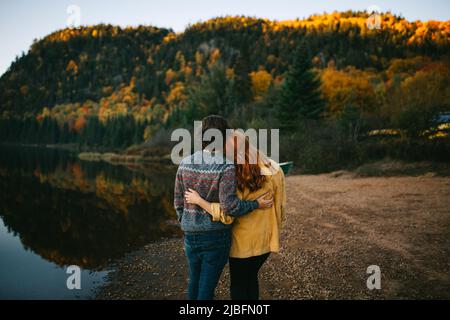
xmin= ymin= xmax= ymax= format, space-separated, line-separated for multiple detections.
xmin=0 ymin=146 xmax=178 ymax=299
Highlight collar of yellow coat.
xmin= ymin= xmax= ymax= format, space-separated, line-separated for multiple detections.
xmin=260 ymin=159 xmax=281 ymax=176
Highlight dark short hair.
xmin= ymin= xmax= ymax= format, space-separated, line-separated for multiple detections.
xmin=201 ymin=115 xmax=230 ymax=150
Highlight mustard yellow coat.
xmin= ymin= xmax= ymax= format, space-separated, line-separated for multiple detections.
xmin=208 ymin=160 xmax=286 ymax=258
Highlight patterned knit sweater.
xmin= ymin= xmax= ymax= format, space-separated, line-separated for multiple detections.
xmin=174 ymin=150 xmax=259 ymax=233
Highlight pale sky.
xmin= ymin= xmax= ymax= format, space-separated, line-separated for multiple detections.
xmin=0 ymin=0 xmax=449 ymax=76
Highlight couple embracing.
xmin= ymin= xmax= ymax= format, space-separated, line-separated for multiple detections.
xmin=174 ymin=115 xmax=286 ymax=300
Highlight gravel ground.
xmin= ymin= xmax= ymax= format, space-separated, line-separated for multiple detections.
xmin=96 ymin=172 xmax=450 ymax=300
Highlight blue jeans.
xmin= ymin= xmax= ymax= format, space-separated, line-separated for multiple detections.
xmin=184 ymin=229 xmax=231 ymax=300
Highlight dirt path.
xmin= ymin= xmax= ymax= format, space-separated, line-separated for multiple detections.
xmin=96 ymin=173 xmax=450 ymax=299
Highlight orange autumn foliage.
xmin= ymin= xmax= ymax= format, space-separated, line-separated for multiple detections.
xmin=74 ymin=116 xmax=86 ymax=132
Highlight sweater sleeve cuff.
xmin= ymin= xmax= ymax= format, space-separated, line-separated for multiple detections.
xmin=251 ymin=200 xmax=259 ymax=211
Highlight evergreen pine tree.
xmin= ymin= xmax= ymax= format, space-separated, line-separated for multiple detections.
xmin=233 ymin=44 xmax=253 ymax=104
xmin=276 ymin=41 xmax=324 ymax=130
xmin=60 ymin=122 xmax=70 ymax=143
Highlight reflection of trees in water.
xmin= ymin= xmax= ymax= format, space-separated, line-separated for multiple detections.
xmin=0 ymin=146 xmax=178 ymax=270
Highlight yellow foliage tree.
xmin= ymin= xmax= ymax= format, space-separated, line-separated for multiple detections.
xmin=321 ymin=66 xmax=380 ymax=115
xmin=166 ymin=82 xmax=187 ymax=106
xmin=250 ymin=69 xmax=273 ymax=100
xmin=66 ymin=60 xmax=78 ymax=75
xmin=165 ymin=69 xmax=177 ymax=86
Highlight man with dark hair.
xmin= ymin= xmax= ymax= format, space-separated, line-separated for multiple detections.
xmin=174 ymin=115 xmax=272 ymax=300
xmin=200 ymin=114 xmax=229 ymax=150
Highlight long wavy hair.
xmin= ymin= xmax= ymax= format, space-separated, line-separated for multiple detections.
xmin=230 ymin=131 xmax=272 ymax=193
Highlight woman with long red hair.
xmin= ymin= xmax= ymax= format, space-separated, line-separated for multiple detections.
xmin=185 ymin=131 xmax=286 ymax=300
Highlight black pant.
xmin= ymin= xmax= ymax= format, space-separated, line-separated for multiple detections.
xmin=229 ymin=252 xmax=270 ymax=300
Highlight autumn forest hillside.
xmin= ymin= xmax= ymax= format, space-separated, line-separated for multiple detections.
xmin=0 ymin=11 xmax=449 ymax=171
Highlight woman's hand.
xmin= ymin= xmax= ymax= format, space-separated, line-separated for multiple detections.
xmin=185 ymin=189 xmax=214 ymax=216
xmin=185 ymin=188 xmax=202 ymax=205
